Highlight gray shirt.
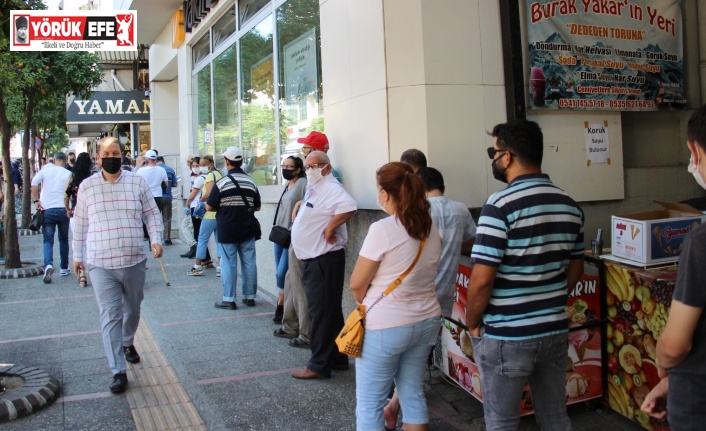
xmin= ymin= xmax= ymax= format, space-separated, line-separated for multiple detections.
xmin=274 ymin=177 xmax=307 ymax=229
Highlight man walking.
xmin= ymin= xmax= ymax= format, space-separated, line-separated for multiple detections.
xmin=157 ymin=156 xmax=178 ymax=245
xmin=136 ymin=150 xmax=167 ymax=214
xmin=206 ymin=146 xmax=261 ymax=309
xmin=466 ymin=119 xmax=584 ymax=430
xmin=290 ymin=151 xmax=357 ymax=379
xmin=72 ymin=137 xmax=163 ymax=394
xmin=31 ymin=152 xmax=73 ymax=283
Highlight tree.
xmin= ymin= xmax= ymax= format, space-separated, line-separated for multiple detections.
xmin=0 ymin=3 xmax=103 ymax=268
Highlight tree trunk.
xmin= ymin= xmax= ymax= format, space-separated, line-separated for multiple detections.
xmin=0 ymin=90 xmax=22 ymax=268
xmin=29 ymin=124 xmax=38 ymax=179
xmin=20 ymin=92 xmax=35 ymax=228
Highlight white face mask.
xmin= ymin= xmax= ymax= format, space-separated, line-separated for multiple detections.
xmin=199 ymin=166 xmax=210 ymax=175
xmin=377 ymin=189 xmax=388 ymax=213
xmin=688 ymin=152 xmax=706 ymax=190
xmin=192 ymin=167 xmax=200 ymax=175
xmin=306 ymin=167 xmax=324 ymax=185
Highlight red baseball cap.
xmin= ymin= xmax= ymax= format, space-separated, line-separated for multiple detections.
xmin=297 ymin=131 xmax=329 ymax=151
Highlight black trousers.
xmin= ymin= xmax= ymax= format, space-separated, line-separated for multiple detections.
xmin=143 ymin=197 xmax=164 ymax=239
xmin=302 ymin=248 xmax=348 ymax=376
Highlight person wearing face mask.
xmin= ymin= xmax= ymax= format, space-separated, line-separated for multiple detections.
xmin=180 ymin=157 xmax=202 ymax=259
xmin=351 ymin=162 xmax=442 ymax=431
xmin=297 ymin=131 xmax=342 ymax=183
xmin=466 ymin=119 xmax=584 ymax=430
xmin=270 ymin=156 xmax=307 ymax=324
xmin=289 ymin=151 xmax=357 ymax=379
xmin=640 ymin=105 xmax=706 ymax=429
xmin=186 ymin=155 xmax=221 ymax=276
xmin=72 ymin=136 xmax=163 ymax=394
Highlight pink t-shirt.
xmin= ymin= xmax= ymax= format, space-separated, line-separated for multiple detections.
xmin=359 ymin=216 xmax=442 ymax=330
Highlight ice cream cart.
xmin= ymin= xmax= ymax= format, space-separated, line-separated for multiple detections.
xmin=435 ymin=255 xmax=604 ymax=415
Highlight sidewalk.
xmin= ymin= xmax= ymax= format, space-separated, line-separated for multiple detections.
xmin=0 ymin=233 xmax=645 ymax=430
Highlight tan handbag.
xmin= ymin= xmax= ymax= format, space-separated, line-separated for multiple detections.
xmin=336 ymin=239 xmax=426 ymax=357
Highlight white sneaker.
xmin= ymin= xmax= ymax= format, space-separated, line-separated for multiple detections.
xmin=43 ymin=265 xmax=54 ymax=283
xmin=59 ymin=269 xmax=70 ymax=276
xmin=216 ymin=266 xmax=221 ymax=277
xmin=186 ymin=265 xmax=203 ymax=276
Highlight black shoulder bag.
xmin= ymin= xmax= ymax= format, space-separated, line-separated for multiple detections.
xmin=227 ymin=175 xmax=262 ymax=240
xmin=268 ymin=186 xmax=292 ymax=248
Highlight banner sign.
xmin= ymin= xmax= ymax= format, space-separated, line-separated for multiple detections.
xmin=66 ymin=91 xmax=150 ymax=124
xmin=528 ymin=0 xmax=684 ymax=111
xmin=10 ymin=10 xmax=137 ymax=52
xmin=283 ymin=29 xmax=318 ymax=104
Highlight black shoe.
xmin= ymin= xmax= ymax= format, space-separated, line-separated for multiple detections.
xmin=215 ymin=300 xmax=237 ymax=310
xmin=243 ymin=299 xmax=256 ymax=307
xmin=289 ymin=337 xmax=311 ymax=349
xmin=273 ymin=328 xmax=298 ymax=339
xmin=180 ymin=245 xmax=196 ymax=258
xmin=110 ymin=372 xmax=128 ymax=393
xmin=272 ymin=304 xmax=284 ymax=324
xmin=164 ymin=240 xmax=173 ymax=246
xmin=123 ymin=345 xmax=141 ymax=364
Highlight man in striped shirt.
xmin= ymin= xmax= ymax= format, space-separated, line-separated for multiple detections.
xmin=72 ymin=137 xmax=164 ymax=394
xmin=466 ymin=119 xmax=584 ymax=430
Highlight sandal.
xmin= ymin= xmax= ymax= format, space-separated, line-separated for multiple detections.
xmin=78 ymin=275 xmax=88 ymax=288
xmin=202 ymin=260 xmax=215 ymax=269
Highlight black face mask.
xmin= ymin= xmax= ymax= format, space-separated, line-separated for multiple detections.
xmin=491 ymin=156 xmax=508 ymax=184
xmin=101 ymin=157 xmax=122 ymax=175
xmin=282 ymin=169 xmax=297 ymax=180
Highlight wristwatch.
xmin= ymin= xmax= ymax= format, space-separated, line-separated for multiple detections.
xmin=33 ymin=200 xmax=39 ymax=203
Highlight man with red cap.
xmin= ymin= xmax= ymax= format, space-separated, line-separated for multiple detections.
xmin=297 ymin=131 xmax=329 ymax=156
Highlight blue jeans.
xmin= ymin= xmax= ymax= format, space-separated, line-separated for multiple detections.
xmin=355 ymin=316 xmax=440 ymax=431
xmin=42 ymin=207 xmax=70 ymax=269
xmin=274 ymin=243 xmax=289 ymax=294
xmin=218 ymin=238 xmax=257 ymax=302
xmin=472 ymin=332 xmax=570 ymax=431
xmin=195 ymin=218 xmax=217 ymax=261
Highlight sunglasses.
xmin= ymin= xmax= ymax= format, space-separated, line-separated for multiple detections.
xmin=487 ymin=147 xmax=513 ymax=159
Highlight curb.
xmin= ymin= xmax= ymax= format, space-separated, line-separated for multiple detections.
xmin=0 ymin=264 xmax=44 ymax=280
xmin=0 ymin=364 xmax=61 ymax=422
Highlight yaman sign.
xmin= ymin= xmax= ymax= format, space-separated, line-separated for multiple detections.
xmin=66 ymin=91 xmax=150 ymax=123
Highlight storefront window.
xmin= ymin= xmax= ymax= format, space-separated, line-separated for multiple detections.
xmin=213 ymin=10 xmax=236 ymax=50
xmin=192 ymin=32 xmax=211 ymax=66
xmin=277 ymin=0 xmax=323 ymax=167
xmin=239 ymin=17 xmax=275 ymax=186
xmin=239 ymin=0 xmax=269 ymax=28
xmin=194 ymin=64 xmax=213 ymax=154
xmin=213 ymin=44 xmax=239 ymax=157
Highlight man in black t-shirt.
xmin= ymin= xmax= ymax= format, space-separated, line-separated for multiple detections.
xmin=206 ymin=146 xmax=261 ymax=310
xmin=642 ymin=105 xmax=706 ymax=428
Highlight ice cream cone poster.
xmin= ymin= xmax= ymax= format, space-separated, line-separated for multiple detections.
xmin=585 ymin=121 xmax=610 ymax=165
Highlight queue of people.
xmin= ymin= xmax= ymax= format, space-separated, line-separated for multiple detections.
xmin=15 ymin=114 xmax=704 ymax=430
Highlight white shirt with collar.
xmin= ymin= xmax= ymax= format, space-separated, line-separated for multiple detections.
xmin=291 ymin=173 xmax=357 ymax=260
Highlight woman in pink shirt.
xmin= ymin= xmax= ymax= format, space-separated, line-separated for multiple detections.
xmin=350 ymin=162 xmax=442 ymax=431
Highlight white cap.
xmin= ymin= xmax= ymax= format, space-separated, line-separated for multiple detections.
xmin=222 ymin=146 xmax=243 ymax=161
xmin=145 ymin=150 xmax=158 ymax=160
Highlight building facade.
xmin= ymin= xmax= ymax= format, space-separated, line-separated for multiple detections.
xmin=141 ymin=0 xmax=706 ymax=303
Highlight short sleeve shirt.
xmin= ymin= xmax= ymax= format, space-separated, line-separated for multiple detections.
xmin=359 ymin=216 xmax=442 ymax=330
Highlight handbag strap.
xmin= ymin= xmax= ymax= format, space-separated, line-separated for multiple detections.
xmin=272 ymin=185 xmax=288 ymax=226
xmin=227 ymin=174 xmax=255 ymax=214
xmin=365 ymin=238 xmax=426 ymax=315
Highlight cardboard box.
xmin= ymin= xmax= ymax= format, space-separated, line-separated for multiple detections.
xmin=611 ymin=201 xmax=706 ymax=264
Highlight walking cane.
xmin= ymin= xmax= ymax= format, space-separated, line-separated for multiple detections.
xmin=157 ymin=257 xmax=171 ymax=286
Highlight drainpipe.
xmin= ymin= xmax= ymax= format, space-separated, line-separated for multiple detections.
xmin=111 ymin=69 xmax=127 ymax=91
xmin=499 ymin=0 xmax=525 ymax=120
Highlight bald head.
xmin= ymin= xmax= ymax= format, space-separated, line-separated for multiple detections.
xmin=98 ymin=137 xmax=121 ymax=157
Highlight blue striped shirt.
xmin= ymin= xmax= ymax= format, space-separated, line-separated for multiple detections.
xmin=470 ymin=174 xmax=584 ymax=340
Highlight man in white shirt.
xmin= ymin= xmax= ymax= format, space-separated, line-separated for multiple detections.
xmin=136 ymin=150 xmax=168 ymax=213
xmin=31 ymin=152 xmax=73 ymax=283
xmin=290 ymin=151 xmax=357 ymax=379
xmin=72 ymin=137 xmax=163 ymax=394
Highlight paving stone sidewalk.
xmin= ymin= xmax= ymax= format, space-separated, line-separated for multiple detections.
xmin=0 ymin=233 xmax=645 ymax=430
